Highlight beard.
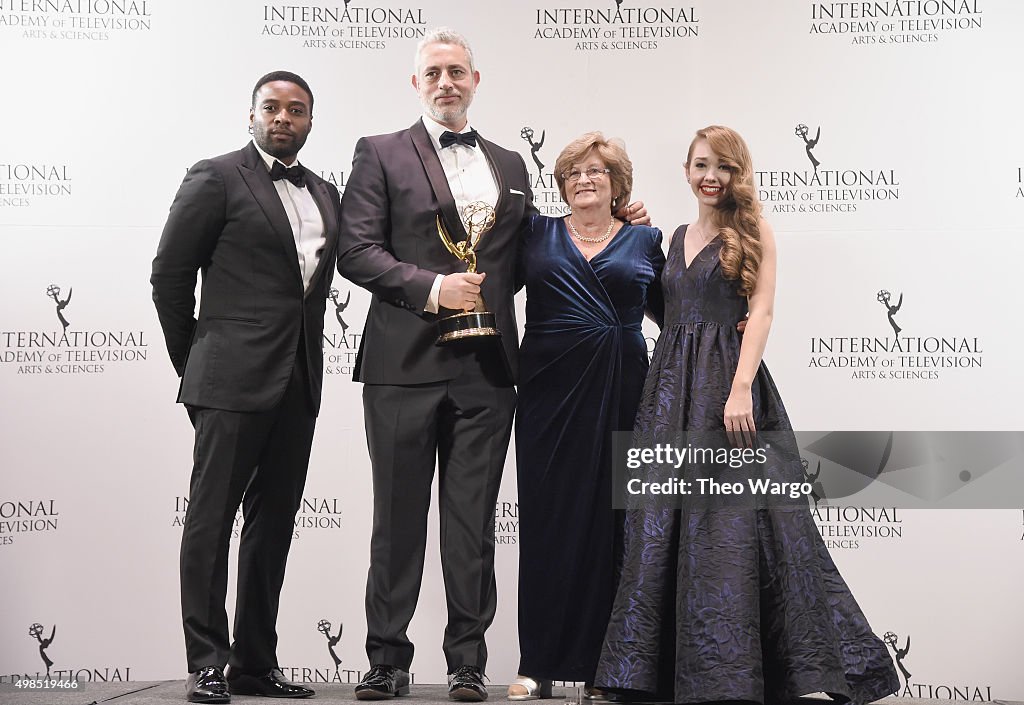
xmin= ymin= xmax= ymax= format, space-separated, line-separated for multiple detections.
xmin=253 ymin=121 xmax=309 ymax=161
xmin=421 ymin=88 xmax=474 ymax=127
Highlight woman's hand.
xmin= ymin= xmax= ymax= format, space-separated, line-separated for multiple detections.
xmin=724 ymin=384 xmax=755 ymax=448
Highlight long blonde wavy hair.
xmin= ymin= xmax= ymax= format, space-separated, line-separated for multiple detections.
xmin=686 ymin=126 xmax=762 ymax=296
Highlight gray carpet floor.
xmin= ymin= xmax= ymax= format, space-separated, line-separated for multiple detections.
xmin=1 ymin=682 xmax=1019 ymax=705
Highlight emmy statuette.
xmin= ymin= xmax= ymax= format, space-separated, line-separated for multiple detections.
xmin=435 ymin=201 xmax=500 ymax=344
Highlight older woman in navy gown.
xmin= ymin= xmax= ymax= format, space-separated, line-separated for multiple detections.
xmin=595 ymin=125 xmax=899 ymax=704
xmin=509 ymin=133 xmax=664 ymax=700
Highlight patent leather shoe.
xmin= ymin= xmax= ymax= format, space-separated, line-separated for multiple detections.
xmin=448 ymin=665 xmax=487 ymax=701
xmin=583 ymin=685 xmax=621 ymax=702
xmin=227 ymin=668 xmax=313 ymax=698
xmin=355 ymin=664 xmax=411 ymax=700
xmin=186 ymin=666 xmax=230 ymax=703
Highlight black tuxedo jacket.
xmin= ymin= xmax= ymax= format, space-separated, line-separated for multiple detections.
xmin=152 ymin=142 xmax=341 ymax=413
xmin=337 ymin=119 xmax=536 ymax=385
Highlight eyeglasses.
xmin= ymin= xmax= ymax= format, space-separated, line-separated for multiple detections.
xmin=561 ymin=167 xmax=611 ymax=183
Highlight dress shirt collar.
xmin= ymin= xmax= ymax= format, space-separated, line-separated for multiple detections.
xmin=421 ymin=115 xmax=478 ymax=152
xmin=252 ymin=140 xmax=303 ymax=172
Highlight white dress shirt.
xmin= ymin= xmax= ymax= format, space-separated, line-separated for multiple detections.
xmin=253 ymin=141 xmax=326 ymax=294
xmin=420 ymin=116 xmax=499 ymax=313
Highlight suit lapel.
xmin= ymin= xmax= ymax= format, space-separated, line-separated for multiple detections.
xmin=475 ymin=136 xmax=509 ymax=256
xmin=409 ymin=120 xmax=468 ymax=241
xmin=238 ymin=142 xmax=303 ymax=283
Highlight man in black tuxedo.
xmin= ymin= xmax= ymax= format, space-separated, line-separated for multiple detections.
xmin=338 ymin=28 xmax=645 ymax=702
xmin=151 ymin=71 xmax=339 ymax=703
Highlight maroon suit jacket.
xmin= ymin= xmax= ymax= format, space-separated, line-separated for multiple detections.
xmin=337 ymin=119 xmax=536 ymax=385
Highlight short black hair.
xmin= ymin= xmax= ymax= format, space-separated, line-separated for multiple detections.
xmin=251 ymin=71 xmax=314 ymax=114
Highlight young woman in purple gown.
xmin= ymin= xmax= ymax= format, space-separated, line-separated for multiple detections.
xmin=595 ymin=126 xmax=900 ymax=705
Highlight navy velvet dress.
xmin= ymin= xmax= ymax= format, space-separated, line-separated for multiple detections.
xmin=595 ymin=225 xmax=899 ymax=704
xmin=516 ymin=215 xmax=664 ymax=682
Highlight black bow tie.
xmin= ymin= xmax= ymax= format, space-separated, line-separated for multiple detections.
xmin=439 ymin=129 xmax=478 ymax=149
xmin=270 ymin=160 xmax=306 ymax=188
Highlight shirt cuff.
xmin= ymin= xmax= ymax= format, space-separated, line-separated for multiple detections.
xmin=425 ymin=274 xmax=444 ymax=313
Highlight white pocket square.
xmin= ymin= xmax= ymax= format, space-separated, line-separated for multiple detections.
xmin=509 ymin=188 xmax=525 ymax=196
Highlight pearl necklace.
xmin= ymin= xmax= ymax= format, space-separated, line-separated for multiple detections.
xmin=567 ymin=216 xmax=614 ymax=243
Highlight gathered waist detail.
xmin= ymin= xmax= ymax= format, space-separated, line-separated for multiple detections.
xmin=525 ymin=320 xmax=642 ymax=333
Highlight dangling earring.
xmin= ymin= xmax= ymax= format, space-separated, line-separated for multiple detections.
xmin=611 ymin=197 xmax=618 ymax=209
xmin=248 ymin=125 xmax=254 ymax=135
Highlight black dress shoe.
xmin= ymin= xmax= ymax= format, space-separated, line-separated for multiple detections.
xmin=448 ymin=665 xmax=487 ymax=702
xmin=227 ymin=668 xmax=313 ymax=699
xmin=186 ymin=666 xmax=230 ymax=703
xmin=354 ymin=664 xmax=411 ymax=700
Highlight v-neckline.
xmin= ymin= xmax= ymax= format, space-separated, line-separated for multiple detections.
xmin=561 ymin=217 xmax=625 ymax=265
xmin=681 ymin=224 xmax=719 ymax=270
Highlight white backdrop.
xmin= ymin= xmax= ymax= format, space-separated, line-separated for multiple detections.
xmin=2 ymin=0 xmax=1022 ymax=699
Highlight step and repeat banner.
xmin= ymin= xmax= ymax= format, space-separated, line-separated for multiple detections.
xmin=2 ymin=0 xmax=1022 ymax=699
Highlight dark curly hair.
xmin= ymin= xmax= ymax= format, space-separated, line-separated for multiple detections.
xmin=251 ymin=71 xmax=314 ymax=114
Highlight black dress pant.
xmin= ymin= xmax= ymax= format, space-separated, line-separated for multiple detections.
xmin=180 ymin=352 xmax=316 ymax=673
xmin=362 ymin=355 xmax=516 ymax=672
